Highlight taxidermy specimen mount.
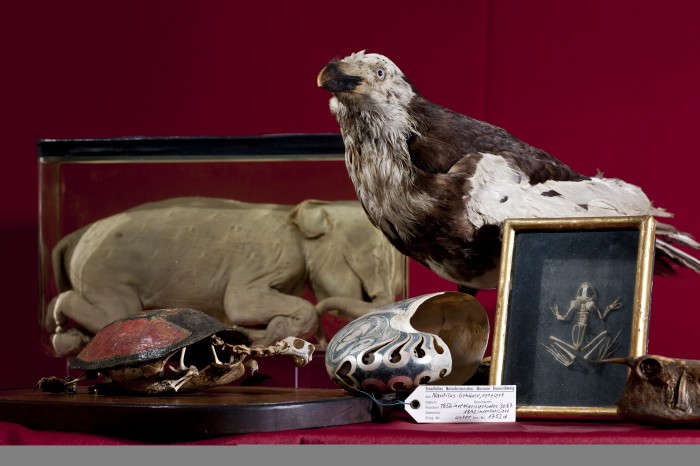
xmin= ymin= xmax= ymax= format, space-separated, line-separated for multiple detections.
xmin=45 ymin=197 xmax=404 ymax=356
xmin=604 ymin=354 xmax=700 ymax=426
xmin=37 ymin=308 xmax=315 ymax=395
xmin=317 ymin=51 xmax=700 ymax=291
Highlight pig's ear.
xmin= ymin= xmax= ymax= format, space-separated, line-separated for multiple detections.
xmin=289 ymin=200 xmax=332 ymax=239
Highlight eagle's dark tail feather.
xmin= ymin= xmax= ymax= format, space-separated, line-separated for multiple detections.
xmin=654 ymin=221 xmax=700 ymax=275
xmin=655 ymin=239 xmax=700 ymax=276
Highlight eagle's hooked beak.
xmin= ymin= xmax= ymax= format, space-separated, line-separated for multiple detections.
xmin=317 ymin=62 xmax=362 ymax=93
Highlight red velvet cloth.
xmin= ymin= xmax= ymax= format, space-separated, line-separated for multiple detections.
xmin=3 ymin=412 xmax=700 ymax=445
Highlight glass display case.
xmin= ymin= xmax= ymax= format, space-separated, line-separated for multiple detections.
xmin=37 ymin=134 xmax=408 ymax=389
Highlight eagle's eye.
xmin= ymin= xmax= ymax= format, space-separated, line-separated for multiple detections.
xmin=376 ymin=68 xmax=386 ymax=80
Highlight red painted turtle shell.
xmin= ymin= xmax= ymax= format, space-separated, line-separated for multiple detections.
xmin=69 ymin=308 xmax=252 ymax=371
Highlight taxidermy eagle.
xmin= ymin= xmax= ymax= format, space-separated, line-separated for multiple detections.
xmin=317 ymin=51 xmax=700 ymax=291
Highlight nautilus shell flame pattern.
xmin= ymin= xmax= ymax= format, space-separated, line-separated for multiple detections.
xmin=325 ymin=291 xmax=489 ymax=395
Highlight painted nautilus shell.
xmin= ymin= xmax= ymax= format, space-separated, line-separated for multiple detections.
xmin=325 ymin=291 xmax=489 ymax=395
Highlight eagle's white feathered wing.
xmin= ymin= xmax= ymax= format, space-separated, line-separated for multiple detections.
xmin=464 ymin=152 xmax=670 ymax=231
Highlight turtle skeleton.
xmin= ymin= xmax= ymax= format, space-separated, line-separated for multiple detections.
xmin=36 ymin=309 xmax=315 ymax=395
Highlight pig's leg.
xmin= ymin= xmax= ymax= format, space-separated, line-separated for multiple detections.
xmin=223 ymin=287 xmax=318 ymax=347
xmin=47 ymin=289 xmax=142 ymax=356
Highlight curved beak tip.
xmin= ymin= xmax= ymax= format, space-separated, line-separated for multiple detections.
xmin=316 ymin=66 xmax=327 ymax=88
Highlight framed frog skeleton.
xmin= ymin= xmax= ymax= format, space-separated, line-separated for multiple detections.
xmin=489 ymin=216 xmax=655 ymax=419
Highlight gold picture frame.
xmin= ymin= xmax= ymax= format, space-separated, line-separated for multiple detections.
xmin=489 ymin=216 xmax=656 ymax=419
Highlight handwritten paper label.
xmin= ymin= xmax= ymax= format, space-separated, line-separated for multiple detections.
xmin=404 ymin=385 xmax=517 ymax=423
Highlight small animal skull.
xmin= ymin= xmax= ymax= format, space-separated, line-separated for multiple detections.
xmin=576 ymin=282 xmax=598 ymax=302
xmin=604 ymin=354 xmax=700 ymax=425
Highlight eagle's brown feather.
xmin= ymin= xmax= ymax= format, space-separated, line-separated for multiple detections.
xmin=408 ymin=96 xmax=588 ymax=184
xmin=318 ymin=51 xmax=700 ymax=289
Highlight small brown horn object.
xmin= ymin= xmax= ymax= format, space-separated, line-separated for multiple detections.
xmin=603 ymin=354 xmax=700 ymax=425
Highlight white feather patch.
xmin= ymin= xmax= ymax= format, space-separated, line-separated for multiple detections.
xmin=466 ymin=153 xmax=662 ymax=229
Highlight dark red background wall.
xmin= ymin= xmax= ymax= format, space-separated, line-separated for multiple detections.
xmin=3 ymin=1 xmax=700 ymax=389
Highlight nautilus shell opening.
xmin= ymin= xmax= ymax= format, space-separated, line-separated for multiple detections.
xmin=325 ymin=291 xmax=489 ymax=395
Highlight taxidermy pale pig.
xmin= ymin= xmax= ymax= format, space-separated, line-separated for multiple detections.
xmin=44 ymin=197 xmax=405 ymax=356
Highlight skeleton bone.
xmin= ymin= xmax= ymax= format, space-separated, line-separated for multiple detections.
xmin=169 ymin=365 xmax=200 ymax=392
xmin=138 ymin=336 xmax=314 ymax=393
xmin=178 ymin=347 xmax=188 ymax=371
xmin=211 ymin=344 xmax=223 ymax=365
xmin=39 ymin=335 xmax=315 ymax=395
xmin=161 ymin=336 xmax=313 ymax=392
xmin=228 ymin=336 xmax=315 ymax=367
xmin=545 ymin=282 xmax=622 ymax=367
xmin=545 ymin=329 xmax=622 ymax=367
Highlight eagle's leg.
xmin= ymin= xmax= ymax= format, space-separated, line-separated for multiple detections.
xmin=457 ymin=285 xmax=479 ymax=297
